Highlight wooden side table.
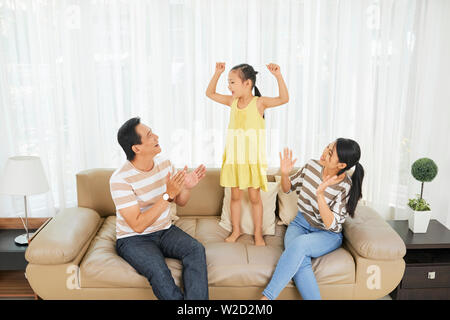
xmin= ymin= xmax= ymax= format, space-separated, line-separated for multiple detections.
xmin=387 ymin=219 xmax=450 ymax=300
xmin=0 ymin=229 xmax=37 ymax=299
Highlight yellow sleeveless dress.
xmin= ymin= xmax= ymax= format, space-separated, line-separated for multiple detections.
xmin=220 ymin=96 xmax=268 ymax=192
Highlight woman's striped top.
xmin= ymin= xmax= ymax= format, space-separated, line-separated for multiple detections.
xmin=288 ymin=159 xmax=352 ymax=233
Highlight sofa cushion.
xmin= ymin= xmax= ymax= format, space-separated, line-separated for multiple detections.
xmin=75 ymin=168 xmax=279 ymax=218
xmin=219 ymin=182 xmax=279 ymax=236
xmin=205 ymin=220 xmax=355 ymax=287
xmin=176 ymin=169 xmax=224 ymax=216
xmin=274 ymin=175 xmax=299 ymax=225
xmin=26 ymin=207 xmax=101 ymax=265
xmin=343 ymin=205 xmax=406 ymax=260
xmin=79 ymin=216 xmax=182 ymax=288
xmin=79 ymin=216 xmax=355 ymax=289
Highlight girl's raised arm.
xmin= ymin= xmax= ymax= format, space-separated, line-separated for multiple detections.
xmin=205 ymin=62 xmax=234 ymax=107
xmin=259 ymin=63 xmax=289 ymax=109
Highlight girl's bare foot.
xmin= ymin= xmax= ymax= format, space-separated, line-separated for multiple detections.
xmin=225 ymin=231 xmax=242 ymax=243
xmin=254 ymin=234 xmax=266 ymax=246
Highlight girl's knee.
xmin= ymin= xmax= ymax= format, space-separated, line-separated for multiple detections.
xmin=247 ymin=188 xmax=261 ymax=204
xmin=231 ymin=188 xmax=242 ymax=201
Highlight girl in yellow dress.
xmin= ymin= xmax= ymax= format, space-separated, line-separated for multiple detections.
xmin=206 ymin=62 xmax=289 ymax=246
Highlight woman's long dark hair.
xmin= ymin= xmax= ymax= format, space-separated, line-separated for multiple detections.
xmin=335 ymin=138 xmax=364 ymax=218
xmin=231 ymin=63 xmax=261 ymax=97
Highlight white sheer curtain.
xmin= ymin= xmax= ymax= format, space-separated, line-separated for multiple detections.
xmin=0 ymin=0 xmax=449 ymax=227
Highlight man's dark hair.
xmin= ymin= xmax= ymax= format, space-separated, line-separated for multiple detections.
xmin=117 ymin=117 xmax=142 ymax=161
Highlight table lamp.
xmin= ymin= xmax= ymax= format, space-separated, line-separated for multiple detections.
xmin=0 ymin=156 xmax=49 ymax=245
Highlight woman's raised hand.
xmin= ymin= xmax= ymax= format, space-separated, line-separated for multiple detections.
xmin=317 ymin=174 xmax=345 ymax=195
xmin=280 ymin=147 xmax=297 ymax=175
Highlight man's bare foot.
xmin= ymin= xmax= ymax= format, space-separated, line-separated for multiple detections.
xmin=225 ymin=231 xmax=242 ymax=243
xmin=254 ymin=235 xmax=266 ymax=246
xmin=260 ymin=295 xmax=269 ymax=300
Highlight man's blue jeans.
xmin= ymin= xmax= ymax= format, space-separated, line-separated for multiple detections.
xmin=262 ymin=211 xmax=343 ymax=300
xmin=116 ymin=225 xmax=209 ymax=300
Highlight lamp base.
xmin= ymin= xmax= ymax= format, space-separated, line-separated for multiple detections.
xmin=14 ymin=233 xmax=34 ymax=245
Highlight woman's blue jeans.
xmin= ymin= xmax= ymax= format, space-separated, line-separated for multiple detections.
xmin=262 ymin=211 xmax=343 ymax=300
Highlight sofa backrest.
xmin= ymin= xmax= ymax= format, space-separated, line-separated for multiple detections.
xmin=76 ymin=168 xmax=116 ymax=217
xmin=76 ymin=168 xmax=279 ymax=217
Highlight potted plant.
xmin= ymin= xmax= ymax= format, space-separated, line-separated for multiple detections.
xmin=408 ymin=158 xmax=438 ymax=233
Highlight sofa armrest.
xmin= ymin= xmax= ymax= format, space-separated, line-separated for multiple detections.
xmin=343 ymin=205 xmax=406 ymax=260
xmin=25 ymin=207 xmax=101 ymax=265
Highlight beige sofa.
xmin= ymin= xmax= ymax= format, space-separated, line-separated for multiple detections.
xmin=25 ymin=168 xmax=406 ymax=300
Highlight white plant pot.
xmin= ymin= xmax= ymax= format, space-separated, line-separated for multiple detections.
xmin=408 ymin=207 xmax=431 ymax=233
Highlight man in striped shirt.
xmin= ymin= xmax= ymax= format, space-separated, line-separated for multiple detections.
xmin=110 ymin=117 xmax=208 ymax=300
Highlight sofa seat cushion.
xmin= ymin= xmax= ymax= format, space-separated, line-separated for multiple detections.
xmin=203 ymin=218 xmax=355 ymax=287
xmin=79 ymin=216 xmax=182 ymax=288
xmin=79 ymin=216 xmax=355 ymax=289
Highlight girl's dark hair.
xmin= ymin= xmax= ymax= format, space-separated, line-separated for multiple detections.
xmin=117 ymin=117 xmax=142 ymax=161
xmin=231 ymin=63 xmax=261 ymax=97
xmin=335 ymin=138 xmax=364 ymax=218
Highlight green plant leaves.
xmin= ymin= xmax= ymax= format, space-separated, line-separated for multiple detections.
xmin=411 ymin=158 xmax=438 ymax=182
xmin=408 ymin=197 xmax=431 ymax=211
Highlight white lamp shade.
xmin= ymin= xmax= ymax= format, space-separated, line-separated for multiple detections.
xmin=0 ymin=156 xmax=49 ymax=196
